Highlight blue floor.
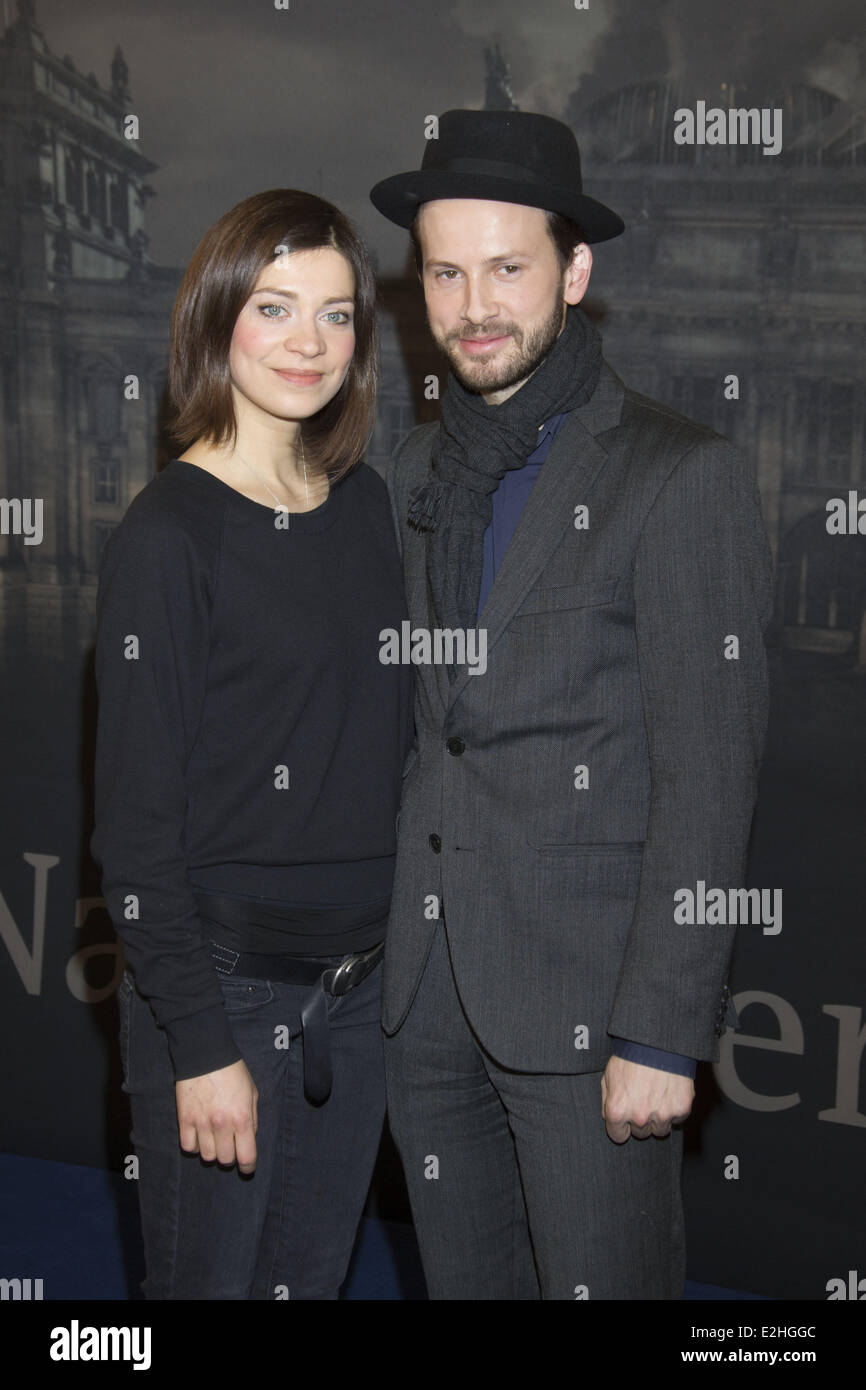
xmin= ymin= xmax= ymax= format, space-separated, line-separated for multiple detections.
xmin=0 ymin=1153 xmax=766 ymax=1300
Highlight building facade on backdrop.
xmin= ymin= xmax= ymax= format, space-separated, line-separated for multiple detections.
xmin=0 ymin=1 xmax=177 ymax=672
xmin=1 ymin=4 xmax=864 ymax=670
xmin=566 ymin=77 xmax=866 ymax=665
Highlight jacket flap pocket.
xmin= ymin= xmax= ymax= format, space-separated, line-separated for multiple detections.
xmin=514 ymin=578 xmax=618 ymax=617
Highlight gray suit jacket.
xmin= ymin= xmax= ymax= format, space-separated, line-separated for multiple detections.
xmin=383 ymin=360 xmax=774 ymax=1071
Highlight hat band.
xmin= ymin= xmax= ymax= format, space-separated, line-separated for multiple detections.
xmin=423 ymin=155 xmax=578 ymax=191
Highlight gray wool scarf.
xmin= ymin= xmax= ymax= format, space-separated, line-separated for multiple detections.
xmin=407 ymin=303 xmax=603 ymax=676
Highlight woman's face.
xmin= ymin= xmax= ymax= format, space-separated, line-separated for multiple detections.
xmin=229 ymin=246 xmax=356 ymax=426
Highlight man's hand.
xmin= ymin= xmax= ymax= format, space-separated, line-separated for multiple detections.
xmin=601 ymin=1055 xmax=693 ymax=1144
xmin=176 ymin=1058 xmax=259 ymax=1173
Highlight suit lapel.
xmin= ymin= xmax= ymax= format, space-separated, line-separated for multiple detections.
xmin=399 ymin=454 xmax=451 ymax=716
xmin=423 ymin=536 xmax=452 ymax=712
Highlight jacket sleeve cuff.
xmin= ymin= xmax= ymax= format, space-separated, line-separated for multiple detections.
xmin=163 ymin=1002 xmax=244 ymax=1082
xmin=610 ymin=1036 xmax=697 ymax=1079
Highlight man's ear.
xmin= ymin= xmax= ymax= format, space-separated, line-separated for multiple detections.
xmin=564 ymin=242 xmax=592 ymax=306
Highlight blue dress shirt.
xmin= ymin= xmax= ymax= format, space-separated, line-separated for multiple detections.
xmin=477 ymin=412 xmax=696 ymax=1080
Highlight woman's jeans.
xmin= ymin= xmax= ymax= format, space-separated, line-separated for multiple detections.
xmin=118 ymin=952 xmax=386 ymax=1300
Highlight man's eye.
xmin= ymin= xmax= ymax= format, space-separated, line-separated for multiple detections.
xmin=500 ymin=265 xmax=521 ymax=274
xmin=437 ymin=269 xmax=459 ymax=280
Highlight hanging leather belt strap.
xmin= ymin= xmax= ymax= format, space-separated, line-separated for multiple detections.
xmin=193 ymin=892 xmax=384 ymax=1104
xmin=301 ymin=940 xmax=385 ymax=1104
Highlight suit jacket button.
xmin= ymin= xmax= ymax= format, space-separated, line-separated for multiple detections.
xmin=429 ymin=833 xmax=442 ymax=853
xmin=446 ymin=737 xmax=465 ymax=756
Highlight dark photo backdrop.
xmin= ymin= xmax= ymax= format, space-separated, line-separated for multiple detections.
xmin=1 ymin=0 xmax=864 ymax=1300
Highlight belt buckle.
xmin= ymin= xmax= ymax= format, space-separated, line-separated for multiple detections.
xmin=328 ymin=954 xmax=361 ymax=997
xmin=327 ymin=943 xmax=382 ymax=997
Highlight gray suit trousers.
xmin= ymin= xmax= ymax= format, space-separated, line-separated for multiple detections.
xmin=385 ymin=918 xmax=686 ymax=1301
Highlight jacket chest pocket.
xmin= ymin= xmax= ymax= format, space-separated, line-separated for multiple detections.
xmin=512 ymin=577 xmax=619 ymax=618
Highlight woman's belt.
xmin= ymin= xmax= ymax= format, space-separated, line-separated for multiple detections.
xmin=193 ymin=891 xmax=385 ymax=1105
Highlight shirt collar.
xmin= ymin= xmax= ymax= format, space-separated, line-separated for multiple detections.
xmin=535 ymin=412 xmax=566 ymax=452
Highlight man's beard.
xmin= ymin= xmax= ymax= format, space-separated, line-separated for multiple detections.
xmin=434 ymin=294 xmax=566 ymax=395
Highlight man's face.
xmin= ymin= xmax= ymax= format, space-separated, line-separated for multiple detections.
xmin=415 ymin=199 xmax=591 ymax=404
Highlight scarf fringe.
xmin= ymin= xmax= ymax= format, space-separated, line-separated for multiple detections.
xmin=407 ymin=480 xmax=446 ymax=533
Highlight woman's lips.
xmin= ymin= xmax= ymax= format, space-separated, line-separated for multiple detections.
xmin=272 ymin=368 xmax=324 ymax=385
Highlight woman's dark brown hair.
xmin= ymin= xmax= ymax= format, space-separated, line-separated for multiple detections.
xmin=167 ymin=189 xmax=378 ymax=481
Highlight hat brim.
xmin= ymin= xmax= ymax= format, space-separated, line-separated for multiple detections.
xmin=369 ymin=170 xmax=625 ymax=243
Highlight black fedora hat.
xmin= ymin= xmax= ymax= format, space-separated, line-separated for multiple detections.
xmin=369 ymin=108 xmax=624 ymax=243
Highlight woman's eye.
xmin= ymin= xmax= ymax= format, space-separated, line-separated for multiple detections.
xmin=259 ymin=303 xmax=286 ymax=318
xmin=323 ymin=311 xmax=351 ymax=324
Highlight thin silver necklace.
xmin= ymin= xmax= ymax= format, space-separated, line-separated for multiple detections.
xmin=233 ymin=437 xmax=309 ymax=511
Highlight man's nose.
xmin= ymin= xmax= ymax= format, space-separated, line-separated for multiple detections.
xmin=461 ymin=276 xmax=498 ymax=326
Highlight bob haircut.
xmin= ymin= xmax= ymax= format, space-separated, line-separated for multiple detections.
xmin=167 ymin=189 xmax=378 ymax=482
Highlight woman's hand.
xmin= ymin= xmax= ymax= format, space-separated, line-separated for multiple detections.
xmin=175 ymin=1059 xmax=259 ymax=1173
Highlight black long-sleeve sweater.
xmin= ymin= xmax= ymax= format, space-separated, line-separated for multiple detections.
xmin=91 ymin=458 xmax=414 ymax=1080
